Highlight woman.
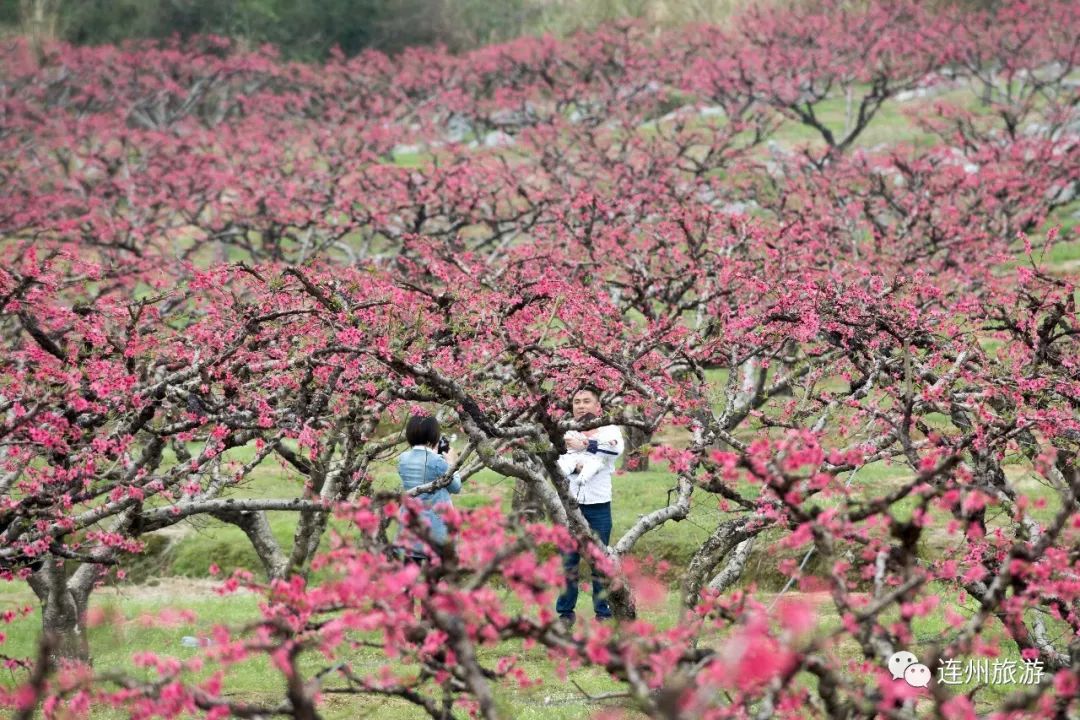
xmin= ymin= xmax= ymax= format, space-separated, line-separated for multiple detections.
xmin=397 ymin=415 xmax=461 ymax=563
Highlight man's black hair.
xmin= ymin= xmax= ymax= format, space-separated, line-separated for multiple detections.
xmin=573 ymin=384 xmax=603 ymax=402
xmin=405 ymin=415 xmax=440 ymax=447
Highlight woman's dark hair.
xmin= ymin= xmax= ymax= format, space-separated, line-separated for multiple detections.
xmin=405 ymin=415 xmax=440 ymax=447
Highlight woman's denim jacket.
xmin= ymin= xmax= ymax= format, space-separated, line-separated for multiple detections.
xmin=397 ymin=446 xmax=462 ymax=553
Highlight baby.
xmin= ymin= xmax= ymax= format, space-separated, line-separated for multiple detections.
xmin=557 ymin=413 xmax=616 ymax=498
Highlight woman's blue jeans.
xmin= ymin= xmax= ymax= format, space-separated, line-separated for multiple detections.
xmin=556 ymin=502 xmax=613 ymax=620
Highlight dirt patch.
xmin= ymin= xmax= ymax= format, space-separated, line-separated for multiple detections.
xmin=152 ymin=522 xmax=196 ymax=543
xmin=760 ymin=590 xmax=870 ymax=608
xmin=94 ymin=576 xmax=256 ymax=604
xmin=3 ymin=577 xmax=256 ymax=611
xmin=1049 ymin=258 xmax=1080 ymax=275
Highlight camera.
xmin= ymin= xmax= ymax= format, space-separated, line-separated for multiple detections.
xmin=437 ymin=435 xmax=451 ymax=455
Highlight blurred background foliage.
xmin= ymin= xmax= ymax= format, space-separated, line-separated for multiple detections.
xmin=0 ymin=0 xmax=1005 ymax=58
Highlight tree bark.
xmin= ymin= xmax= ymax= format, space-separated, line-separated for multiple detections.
xmin=682 ymin=518 xmax=756 ymax=608
xmin=621 ymin=423 xmax=652 ymax=472
xmin=19 ymin=0 xmax=60 ymax=64
xmin=27 ymin=555 xmax=91 ymax=663
xmin=211 ymin=509 xmax=290 ymax=580
xmin=605 ymin=571 xmax=638 ymax=621
xmin=510 ymin=476 xmax=547 ymax=521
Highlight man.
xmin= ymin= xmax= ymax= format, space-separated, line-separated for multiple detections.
xmin=556 ymin=386 xmax=624 ymax=627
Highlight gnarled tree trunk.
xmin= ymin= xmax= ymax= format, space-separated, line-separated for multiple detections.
xmin=621 ymin=423 xmax=652 ymax=472
xmin=27 ymin=555 xmax=93 ymax=663
xmin=18 ymin=0 xmax=60 ymax=64
xmin=511 ymin=476 xmax=547 ymax=521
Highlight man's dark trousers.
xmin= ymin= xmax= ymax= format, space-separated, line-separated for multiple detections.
xmin=556 ymin=501 xmax=613 ymax=620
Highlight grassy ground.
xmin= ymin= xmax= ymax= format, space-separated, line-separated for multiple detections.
xmin=0 ymin=449 xmax=1061 ymax=717
xmin=0 ymin=578 xmax=657 ymax=719
xmin=0 ymin=567 xmax=1042 ymax=718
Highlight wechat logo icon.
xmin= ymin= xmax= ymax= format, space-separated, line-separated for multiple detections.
xmin=888 ymin=650 xmax=932 ymax=688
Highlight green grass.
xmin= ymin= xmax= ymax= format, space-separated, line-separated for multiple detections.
xmin=0 ymin=554 xmax=1048 ymax=717
xmin=1 ymin=442 xmax=1066 ymax=717
xmin=390 ymin=147 xmax=433 ymax=168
